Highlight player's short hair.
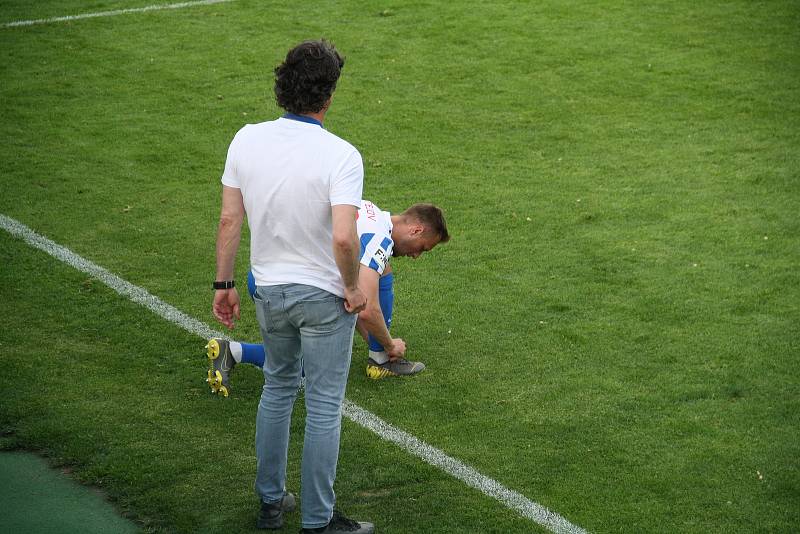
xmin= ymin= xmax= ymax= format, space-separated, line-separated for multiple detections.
xmin=274 ymin=39 xmax=344 ymax=115
xmin=403 ymin=204 xmax=450 ymax=243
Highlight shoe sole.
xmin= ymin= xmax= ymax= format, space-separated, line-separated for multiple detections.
xmin=205 ymin=340 xmax=230 ymax=397
xmin=256 ymin=516 xmax=283 ymax=530
xmin=206 ymin=338 xmax=221 ymax=361
xmin=256 ymin=514 xmax=283 ymax=530
xmin=366 ymin=363 xmax=424 ymax=380
xmin=366 ymin=364 xmax=396 ymax=380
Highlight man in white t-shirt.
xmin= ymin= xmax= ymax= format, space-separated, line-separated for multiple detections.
xmin=205 ymin=199 xmax=451 ymax=394
xmin=211 ymin=40 xmax=372 ymax=534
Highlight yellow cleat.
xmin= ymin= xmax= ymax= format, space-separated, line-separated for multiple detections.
xmin=366 ymin=365 xmax=392 ymax=380
xmin=204 ymin=339 xmax=235 ymax=396
xmin=366 ymin=357 xmax=426 ymax=380
xmin=206 ymin=338 xmax=221 ymax=360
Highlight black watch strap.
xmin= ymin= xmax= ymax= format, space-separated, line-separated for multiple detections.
xmin=213 ymin=280 xmax=235 ymax=290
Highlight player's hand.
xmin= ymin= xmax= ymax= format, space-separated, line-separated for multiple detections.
xmin=387 ymin=338 xmax=407 ymax=360
xmin=343 ymin=287 xmax=367 ymax=314
xmin=212 ymin=288 xmax=240 ymax=329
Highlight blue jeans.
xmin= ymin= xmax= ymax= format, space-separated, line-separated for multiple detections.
xmin=252 ymin=284 xmax=357 ymax=529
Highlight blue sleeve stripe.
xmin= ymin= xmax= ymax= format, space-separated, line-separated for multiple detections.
xmin=369 ymin=259 xmax=380 ymax=271
xmin=359 ymin=232 xmax=375 ymax=257
xmin=380 ymin=237 xmax=392 ymax=250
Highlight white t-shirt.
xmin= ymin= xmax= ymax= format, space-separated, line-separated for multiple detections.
xmin=357 ymin=200 xmax=393 ymax=275
xmin=221 ymin=116 xmax=363 ymax=297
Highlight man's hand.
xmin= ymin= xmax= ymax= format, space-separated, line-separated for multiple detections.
xmin=212 ymin=288 xmax=240 ymax=329
xmin=386 ymin=337 xmax=407 ymax=360
xmin=343 ymin=286 xmax=367 ymax=314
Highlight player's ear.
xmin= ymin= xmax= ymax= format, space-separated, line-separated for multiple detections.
xmin=410 ymin=224 xmax=425 ymax=236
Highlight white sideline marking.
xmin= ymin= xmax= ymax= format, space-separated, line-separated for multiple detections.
xmin=1 ymin=0 xmax=234 ymax=28
xmin=0 ymin=214 xmax=218 ymax=340
xmin=343 ymin=402 xmax=588 ymax=534
xmin=0 ymin=213 xmax=588 ymax=534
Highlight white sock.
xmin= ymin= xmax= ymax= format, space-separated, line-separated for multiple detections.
xmin=369 ymin=350 xmax=389 ymax=364
xmin=230 ymin=341 xmax=243 ymax=363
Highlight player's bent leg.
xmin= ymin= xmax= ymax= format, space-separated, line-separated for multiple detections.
xmin=205 ymin=339 xmax=268 ymax=397
xmin=366 ymin=273 xmax=395 ymax=357
xmin=240 ymin=342 xmax=266 ymax=367
xmin=364 ymin=273 xmax=427 ymax=379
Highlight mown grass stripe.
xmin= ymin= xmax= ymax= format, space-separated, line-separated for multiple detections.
xmin=0 ymin=212 xmax=588 ymax=534
xmin=1 ymin=0 xmax=234 ymax=28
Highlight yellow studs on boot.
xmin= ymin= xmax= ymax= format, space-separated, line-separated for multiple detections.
xmin=206 ymin=338 xmax=221 ymax=361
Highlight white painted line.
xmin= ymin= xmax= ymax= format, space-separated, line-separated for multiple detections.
xmin=343 ymin=401 xmax=588 ymax=534
xmin=0 ymin=213 xmax=588 ymax=534
xmin=0 ymin=214 xmax=219 ymax=340
xmin=1 ymin=0 xmax=234 ymax=29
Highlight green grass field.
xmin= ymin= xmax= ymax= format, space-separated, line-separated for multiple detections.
xmin=1 ymin=1 xmax=799 ymax=532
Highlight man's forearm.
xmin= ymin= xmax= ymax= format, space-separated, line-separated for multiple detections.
xmin=215 ymin=215 xmax=242 ymax=280
xmin=355 ymin=318 xmax=370 ymax=343
xmin=333 ymin=234 xmax=360 ymax=290
xmin=359 ymin=308 xmax=393 ymax=349
xmin=331 ymin=204 xmax=361 ymax=291
xmin=215 ymin=186 xmax=245 ymax=281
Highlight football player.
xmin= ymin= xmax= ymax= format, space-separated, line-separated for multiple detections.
xmin=206 ymin=200 xmax=449 ymax=396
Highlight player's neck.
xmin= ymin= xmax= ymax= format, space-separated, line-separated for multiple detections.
xmin=305 ymin=98 xmax=331 ymax=125
xmin=303 ymin=109 xmax=326 ymax=124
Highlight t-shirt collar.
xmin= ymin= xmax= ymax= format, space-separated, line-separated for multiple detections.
xmin=283 ymin=113 xmax=323 ymax=128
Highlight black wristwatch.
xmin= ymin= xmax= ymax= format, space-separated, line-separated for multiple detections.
xmin=213 ymin=280 xmax=235 ymax=290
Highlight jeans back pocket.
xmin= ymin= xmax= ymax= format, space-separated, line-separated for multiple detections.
xmin=253 ymin=289 xmax=277 ymax=334
xmin=299 ymin=297 xmax=344 ymax=334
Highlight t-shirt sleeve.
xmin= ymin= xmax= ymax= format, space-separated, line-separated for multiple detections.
xmin=329 ymin=149 xmax=363 ymax=207
xmin=359 ymin=233 xmax=393 ymax=275
xmin=220 ymin=126 xmax=247 ymax=189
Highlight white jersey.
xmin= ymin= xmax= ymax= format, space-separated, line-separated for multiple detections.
xmin=357 ymin=200 xmax=393 ymax=275
xmin=221 ymin=116 xmax=363 ymax=298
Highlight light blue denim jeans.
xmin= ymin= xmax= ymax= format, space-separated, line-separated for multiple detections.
xmin=252 ymin=283 xmax=357 ymax=529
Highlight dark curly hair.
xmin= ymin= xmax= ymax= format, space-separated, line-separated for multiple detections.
xmin=274 ymin=39 xmax=345 ymax=115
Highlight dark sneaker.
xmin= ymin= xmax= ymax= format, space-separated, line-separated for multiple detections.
xmin=257 ymin=492 xmax=296 ymax=530
xmin=206 ymin=338 xmax=236 ymax=397
xmin=366 ymin=357 xmax=425 ymax=380
xmin=300 ymin=509 xmax=375 ymax=533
